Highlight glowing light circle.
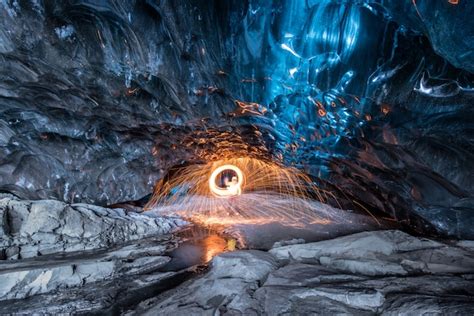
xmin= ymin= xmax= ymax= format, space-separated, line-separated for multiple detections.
xmin=209 ymin=164 xmax=244 ymax=197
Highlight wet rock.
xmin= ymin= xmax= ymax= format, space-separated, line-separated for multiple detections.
xmin=270 ymin=230 xmax=441 ymax=259
xmin=272 ymin=238 xmax=305 ymax=248
xmin=0 ymin=233 xmax=176 ymax=301
xmin=256 ymin=287 xmax=372 ymax=315
xmin=0 ymin=237 xmax=174 ymax=301
xmin=264 ymin=263 xmax=368 ymax=287
xmin=269 ymin=230 xmax=474 ymax=276
xmin=210 ymin=250 xmax=277 ymax=282
xmin=318 ymin=256 xmax=407 ymax=276
xmin=0 ymin=194 xmax=185 ymax=260
xmin=136 ymin=250 xmax=277 ymax=315
xmin=383 ymin=295 xmax=474 ymax=315
xmin=1 ymin=217 xmax=473 ymax=315
xmin=0 ymin=235 xmax=180 ymax=314
xmin=132 ymin=230 xmax=474 ymax=315
xmin=458 ymin=240 xmax=474 ymax=250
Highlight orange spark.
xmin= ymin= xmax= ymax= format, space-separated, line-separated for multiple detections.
xmin=381 ymin=104 xmax=391 ymax=115
xmin=145 ymin=157 xmax=339 ymax=226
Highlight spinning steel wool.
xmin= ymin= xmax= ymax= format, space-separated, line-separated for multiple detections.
xmin=145 ymin=157 xmax=343 ymax=226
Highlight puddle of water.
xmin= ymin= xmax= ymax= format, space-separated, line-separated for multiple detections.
xmin=159 ymin=226 xmax=235 ymax=272
xmin=186 ymin=213 xmax=397 ymax=250
xmin=158 ymin=202 xmax=398 ymax=272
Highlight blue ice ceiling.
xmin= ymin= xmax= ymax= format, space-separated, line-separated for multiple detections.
xmin=0 ymin=0 xmax=473 ymax=237
xmin=228 ymin=0 xmax=473 ymax=173
xmin=232 ymin=1 xmax=382 ymax=167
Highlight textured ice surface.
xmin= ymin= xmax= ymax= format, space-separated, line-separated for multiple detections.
xmin=0 ymin=1 xmax=472 ymax=236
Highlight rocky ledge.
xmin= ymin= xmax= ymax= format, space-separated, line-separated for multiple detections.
xmin=0 ymin=193 xmax=185 ymax=260
xmin=1 ymin=196 xmax=473 ymax=315
xmin=132 ymin=230 xmax=474 ymax=315
xmin=0 ymin=194 xmax=190 ymax=314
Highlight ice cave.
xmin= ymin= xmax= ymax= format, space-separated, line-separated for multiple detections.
xmin=0 ymin=0 xmax=473 ymax=314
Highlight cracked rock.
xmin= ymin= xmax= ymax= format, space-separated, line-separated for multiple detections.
xmin=0 ymin=194 xmax=185 ymax=259
xmin=131 ymin=230 xmax=474 ymax=315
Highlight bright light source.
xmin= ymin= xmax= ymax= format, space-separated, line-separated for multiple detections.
xmin=145 ymin=157 xmax=335 ymax=226
xmin=209 ymin=164 xmax=244 ymax=197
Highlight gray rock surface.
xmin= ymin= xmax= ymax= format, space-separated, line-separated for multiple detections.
xmin=0 ymin=235 xmax=183 ymax=314
xmin=0 ymin=241 xmax=171 ymax=301
xmin=269 ymin=230 xmax=474 ymax=276
xmin=137 ymin=250 xmax=278 ymax=316
xmin=132 ymin=230 xmax=474 ymax=315
xmin=2 ymin=219 xmax=473 ymax=315
xmin=0 ymin=194 xmax=191 ymax=314
xmin=0 ymin=194 xmax=186 ymax=260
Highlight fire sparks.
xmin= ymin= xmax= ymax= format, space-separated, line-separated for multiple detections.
xmin=145 ymin=157 xmax=340 ymax=226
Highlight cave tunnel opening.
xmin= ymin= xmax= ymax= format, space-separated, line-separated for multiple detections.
xmin=0 ymin=1 xmax=473 ymax=313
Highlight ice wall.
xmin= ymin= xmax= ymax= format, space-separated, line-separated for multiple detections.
xmin=0 ymin=0 xmax=472 ymax=237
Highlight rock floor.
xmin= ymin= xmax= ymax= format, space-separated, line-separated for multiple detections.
xmin=130 ymin=230 xmax=474 ymax=315
xmin=0 ymin=194 xmax=190 ymax=314
xmin=1 ymin=194 xmax=473 ymax=315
